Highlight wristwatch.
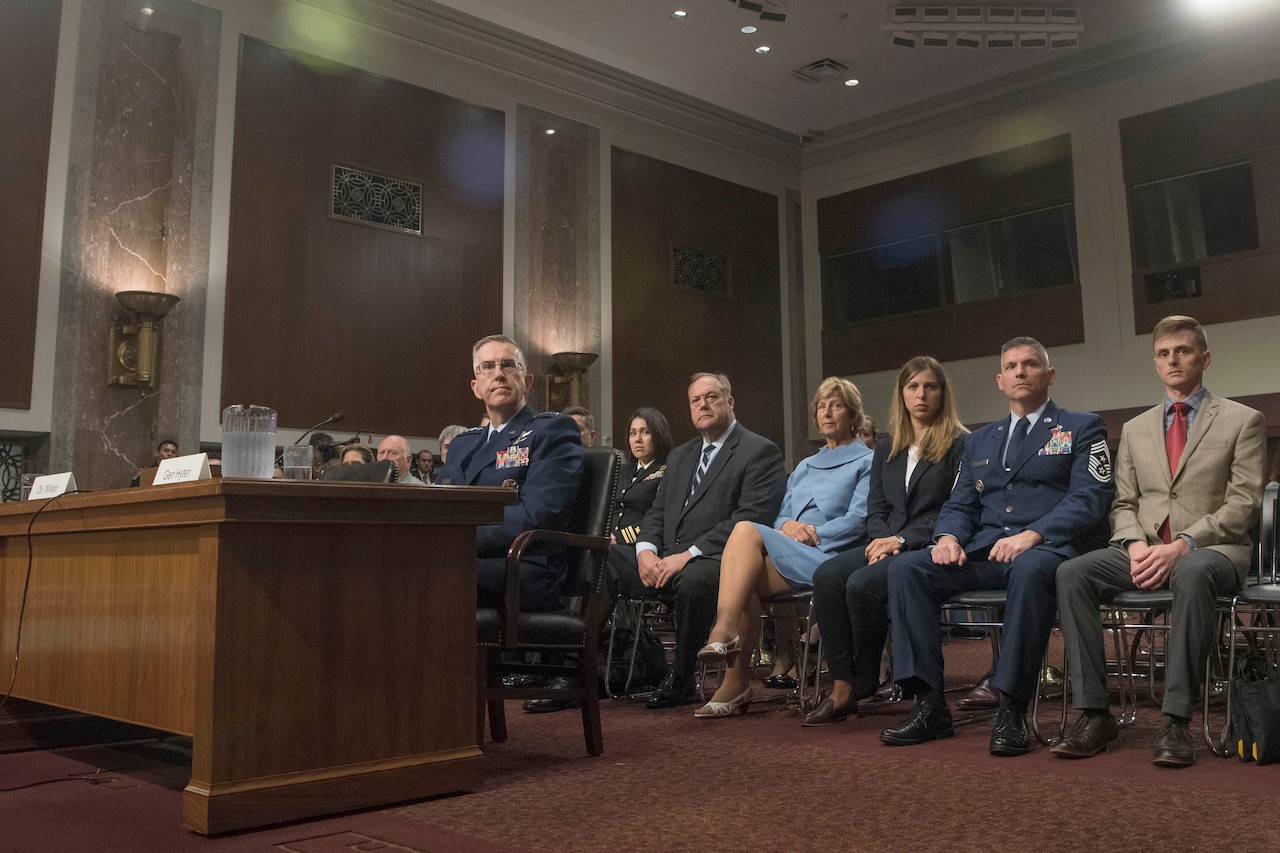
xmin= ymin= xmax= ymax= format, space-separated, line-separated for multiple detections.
xmin=896 ymin=535 xmax=906 ymax=547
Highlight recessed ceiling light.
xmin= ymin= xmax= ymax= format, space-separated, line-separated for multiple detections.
xmin=844 ymin=78 xmax=860 ymax=87
xmin=140 ymin=5 xmax=154 ymax=13
xmin=741 ymin=25 xmax=757 ymax=34
xmin=755 ymin=45 xmax=770 ymax=53
xmin=671 ymin=10 xmax=687 ymax=19
xmin=545 ymin=128 xmax=556 ymax=135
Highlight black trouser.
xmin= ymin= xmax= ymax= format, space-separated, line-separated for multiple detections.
xmin=812 ymin=549 xmax=890 ymax=698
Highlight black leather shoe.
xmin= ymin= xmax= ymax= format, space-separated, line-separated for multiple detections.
xmin=1050 ymin=712 xmax=1119 ymax=759
xmin=522 ymin=676 xmax=579 ymax=714
xmin=1152 ymin=719 xmax=1196 ymax=768
xmin=763 ymin=673 xmax=799 ymax=690
xmin=989 ymin=707 xmax=1031 ymax=756
xmin=645 ymin=672 xmax=697 ymax=710
xmin=880 ymin=696 xmax=954 ymax=745
xmin=502 ymin=673 xmax=544 ymax=688
xmin=801 ymin=693 xmax=860 ymax=727
xmin=957 ymin=674 xmax=999 ymax=710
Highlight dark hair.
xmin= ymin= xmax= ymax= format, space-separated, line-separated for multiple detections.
xmin=157 ymin=438 xmax=177 ymax=451
xmin=563 ymin=406 xmax=595 ymax=431
xmin=625 ymin=407 xmax=673 ymax=465
xmin=341 ymin=444 xmax=374 ymax=464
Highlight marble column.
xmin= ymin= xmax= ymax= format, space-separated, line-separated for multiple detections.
xmin=512 ymin=105 xmax=602 ymax=421
xmin=50 ymin=0 xmax=219 ymax=490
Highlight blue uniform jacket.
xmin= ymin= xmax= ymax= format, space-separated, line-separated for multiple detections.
xmin=934 ymin=400 xmax=1114 ymax=558
xmin=773 ymin=440 xmax=874 ymax=555
xmin=437 ymin=404 xmax=584 ymax=559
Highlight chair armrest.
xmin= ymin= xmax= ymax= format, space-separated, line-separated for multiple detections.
xmin=498 ymin=528 xmax=611 ymax=645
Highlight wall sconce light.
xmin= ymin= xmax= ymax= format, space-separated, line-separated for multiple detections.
xmin=544 ymin=351 xmax=598 ymax=411
xmin=108 ymin=290 xmax=180 ymax=388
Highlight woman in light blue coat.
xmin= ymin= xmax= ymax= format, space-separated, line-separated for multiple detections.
xmin=692 ymin=376 xmax=873 ymax=717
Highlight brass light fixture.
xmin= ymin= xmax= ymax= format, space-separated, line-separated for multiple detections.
xmin=545 ymin=351 xmax=598 ymax=411
xmin=108 ymin=290 xmax=180 ymax=388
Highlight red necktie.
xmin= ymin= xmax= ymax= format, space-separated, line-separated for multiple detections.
xmin=1159 ymin=402 xmax=1191 ymax=543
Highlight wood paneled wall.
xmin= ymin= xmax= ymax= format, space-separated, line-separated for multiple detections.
xmin=817 ymin=135 xmax=1083 ymax=375
xmin=223 ymin=38 xmax=504 ymax=436
xmin=611 ymin=148 xmax=784 ymax=448
xmin=0 ymin=0 xmax=61 ymax=410
xmin=1121 ymin=78 xmax=1280 ymax=334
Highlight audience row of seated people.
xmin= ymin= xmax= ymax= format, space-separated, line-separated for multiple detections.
xmin=436 ymin=315 xmax=1262 ymax=769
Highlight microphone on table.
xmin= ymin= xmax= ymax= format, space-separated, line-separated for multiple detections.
xmin=317 ymin=433 xmax=364 ymax=450
xmin=294 ymin=413 xmax=345 ymax=446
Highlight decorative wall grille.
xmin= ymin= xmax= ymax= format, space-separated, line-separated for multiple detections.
xmin=0 ymin=439 xmax=24 ymax=503
xmin=672 ymin=245 xmax=730 ymax=298
xmin=331 ymin=164 xmax=422 ymax=235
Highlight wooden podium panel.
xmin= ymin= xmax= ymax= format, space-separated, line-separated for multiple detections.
xmin=0 ymin=480 xmax=513 ymax=834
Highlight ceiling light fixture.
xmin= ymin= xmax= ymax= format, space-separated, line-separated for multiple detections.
xmin=883 ymin=5 xmax=1083 ymax=48
xmin=741 ymin=25 xmax=757 ymax=34
xmin=671 ymin=10 xmax=687 ymax=19
xmin=545 ymin=128 xmax=556 ymax=135
xmin=755 ymin=45 xmax=771 ymax=53
xmin=844 ymin=78 xmax=860 ymax=87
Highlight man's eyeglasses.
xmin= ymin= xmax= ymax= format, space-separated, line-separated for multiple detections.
xmin=475 ymin=359 xmax=524 ymax=376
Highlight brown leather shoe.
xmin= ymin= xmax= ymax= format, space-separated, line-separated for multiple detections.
xmin=1152 ymin=719 xmax=1196 ymax=768
xmin=1050 ymin=712 xmax=1119 ymax=759
xmin=957 ymin=674 xmax=999 ymax=710
xmin=801 ymin=693 xmax=860 ymax=727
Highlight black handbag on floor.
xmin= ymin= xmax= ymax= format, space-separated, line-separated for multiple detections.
xmin=1232 ymin=655 xmax=1280 ymax=764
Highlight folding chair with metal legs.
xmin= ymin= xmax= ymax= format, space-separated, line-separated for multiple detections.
xmin=604 ymin=594 xmax=675 ymax=699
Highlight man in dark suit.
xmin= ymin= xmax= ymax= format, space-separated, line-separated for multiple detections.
xmin=1053 ymin=315 xmax=1265 ymax=766
xmin=881 ymin=337 xmax=1114 ymax=755
xmin=616 ymin=372 xmax=786 ymax=709
xmin=436 ymin=334 xmax=583 ymax=612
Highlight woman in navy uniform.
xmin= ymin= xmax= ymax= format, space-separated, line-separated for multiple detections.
xmin=613 ymin=407 xmax=674 ymax=547
xmin=693 ymin=377 xmax=875 ymax=717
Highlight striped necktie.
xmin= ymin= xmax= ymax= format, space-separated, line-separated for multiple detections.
xmin=686 ymin=444 xmax=715 ymax=507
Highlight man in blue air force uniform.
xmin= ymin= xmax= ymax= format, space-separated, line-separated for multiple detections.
xmin=436 ymin=334 xmax=583 ymax=612
xmin=881 ymin=337 xmax=1114 ymax=756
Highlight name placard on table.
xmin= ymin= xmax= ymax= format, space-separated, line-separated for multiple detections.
xmin=154 ymin=453 xmax=212 ymax=485
xmin=28 ymin=472 xmax=78 ymax=499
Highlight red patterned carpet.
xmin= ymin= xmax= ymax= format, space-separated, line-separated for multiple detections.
xmin=2 ymin=637 xmax=1278 ymax=852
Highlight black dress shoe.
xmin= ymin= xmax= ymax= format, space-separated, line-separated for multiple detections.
xmin=957 ymin=674 xmax=999 ymax=711
xmin=763 ymin=673 xmax=800 ymax=690
xmin=1050 ymin=712 xmax=1118 ymax=759
xmin=989 ymin=707 xmax=1031 ymax=756
xmin=1152 ymin=719 xmax=1196 ymax=768
xmin=880 ymin=696 xmax=954 ymax=745
xmin=801 ymin=693 xmax=860 ymax=727
xmin=502 ymin=673 xmax=544 ymax=688
xmin=645 ymin=672 xmax=697 ymax=710
xmin=523 ymin=676 xmax=580 ymax=714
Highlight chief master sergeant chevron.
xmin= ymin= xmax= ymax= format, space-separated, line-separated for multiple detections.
xmin=436 ymin=334 xmax=583 ymax=612
xmin=881 ymin=336 xmax=1114 ymax=757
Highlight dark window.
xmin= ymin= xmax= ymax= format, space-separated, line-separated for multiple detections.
xmin=1128 ymin=162 xmax=1259 ymax=272
xmin=822 ymin=234 xmax=940 ymax=326
xmin=947 ymin=203 xmax=1078 ymax=303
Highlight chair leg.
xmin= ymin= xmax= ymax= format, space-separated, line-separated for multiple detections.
xmin=476 ymin=649 xmax=488 ymax=746
xmin=580 ymin=644 xmax=604 ymax=756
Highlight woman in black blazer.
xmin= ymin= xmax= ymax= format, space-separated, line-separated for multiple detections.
xmin=803 ymin=356 xmax=969 ymax=726
xmin=612 ymin=407 xmax=674 ymax=547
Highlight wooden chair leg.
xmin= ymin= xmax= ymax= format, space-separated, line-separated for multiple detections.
xmin=476 ymin=649 xmax=489 ymax=746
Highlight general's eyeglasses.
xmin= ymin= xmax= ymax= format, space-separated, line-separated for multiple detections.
xmin=475 ymin=359 xmax=524 ymax=376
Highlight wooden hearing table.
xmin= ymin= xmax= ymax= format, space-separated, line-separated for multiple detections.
xmin=0 ymin=479 xmax=514 ymax=834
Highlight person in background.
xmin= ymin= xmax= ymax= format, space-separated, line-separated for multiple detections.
xmin=378 ymin=435 xmax=424 ymax=484
xmin=611 ymin=407 xmax=673 ymax=548
xmin=413 ymin=448 xmax=436 ymax=484
xmin=564 ymin=406 xmax=597 ymax=447
xmin=804 ymin=356 xmax=968 ymax=726
xmin=130 ymin=438 xmax=178 ymax=487
xmin=857 ymin=415 xmax=878 ymax=450
xmin=438 ymin=425 xmax=467 ymax=465
xmin=693 ymin=377 xmax=873 ymax=718
xmin=341 ymin=445 xmax=374 ymax=465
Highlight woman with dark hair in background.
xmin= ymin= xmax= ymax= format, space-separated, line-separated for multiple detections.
xmin=612 ymin=406 xmax=674 ymax=547
xmin=802 ymin=355 xmax=968 ymax=726
xmin=693 ymin=377 xmax=874 ymax=718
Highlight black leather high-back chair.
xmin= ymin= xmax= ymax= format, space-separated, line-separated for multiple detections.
xmin=475 ymin=446 xmax=621 ymax=755
xmin=319 ymin=459 xmax=396 ymax=482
